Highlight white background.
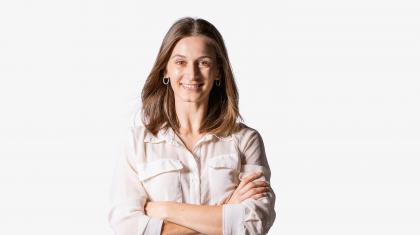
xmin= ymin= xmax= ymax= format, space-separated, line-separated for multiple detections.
xmin=0 ymin=0 xmax=419 ymax=234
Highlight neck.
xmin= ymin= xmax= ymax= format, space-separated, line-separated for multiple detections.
xmin=174 ymin=98 xmax=208 ymax=136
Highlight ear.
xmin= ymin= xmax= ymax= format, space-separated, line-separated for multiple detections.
xmin=217 ymin=66 xmax=223 ymax=78
xmin=216 ymin=70 xmax=221 ymax=78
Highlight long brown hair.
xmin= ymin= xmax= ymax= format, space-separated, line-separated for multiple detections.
xmin=141 ymin=17 xmax=242 ymax=136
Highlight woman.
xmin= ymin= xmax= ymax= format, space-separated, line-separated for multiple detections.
xmin=108 ymin=17 xmax=276 ymax=235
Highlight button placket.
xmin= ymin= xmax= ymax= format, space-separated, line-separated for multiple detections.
xmin=173 ymin=133 xmax=214 ymax=204
xmin=186 ymin=151 xmax=200 ymax=204
xmin=188 ymin=135 xmax=215 ymax=204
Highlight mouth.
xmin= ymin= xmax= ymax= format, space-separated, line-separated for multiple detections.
xmin=180 ymin=83 xmax=204 ymax=90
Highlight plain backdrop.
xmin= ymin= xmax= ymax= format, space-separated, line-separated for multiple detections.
xmin=0 ymin=0 xmax=419 ymax=234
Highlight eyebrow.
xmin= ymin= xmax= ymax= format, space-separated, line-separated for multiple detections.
xmin=170 ymin=54 xmax=214 ymax=60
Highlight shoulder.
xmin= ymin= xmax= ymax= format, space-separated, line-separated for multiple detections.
xmin=124 ymin=125 xmax=150 ymax=146
xmin=232 ymin=122 xmax=262 ymax=139
xmin=231 ymin=123 xmax=268 ymax=166
xmin=231 ymin=123 xmax=264 ymax=149
xmin=122 ymin=125 xmax=152 ymax=162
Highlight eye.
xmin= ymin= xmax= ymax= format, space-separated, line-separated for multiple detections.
xmin=199 ymin=60 xmax=211 ymax=67
xmin=175 ymin=60 xmax=186 ymax=65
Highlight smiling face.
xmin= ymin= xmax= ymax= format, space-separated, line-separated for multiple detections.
xmin=164 ymin=36 xmax=220 ymax=104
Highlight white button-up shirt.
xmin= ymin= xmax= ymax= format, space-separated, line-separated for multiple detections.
xmin=108 ymin=124 xmax=276 ymax=235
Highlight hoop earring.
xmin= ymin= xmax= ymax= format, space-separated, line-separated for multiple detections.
xmin=215 ymin=79 xmax=221 ymax=87
xmin=163 ymin=77 xmax=170 ymax=85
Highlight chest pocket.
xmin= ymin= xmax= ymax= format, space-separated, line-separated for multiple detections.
xmin=137 ymin=158 xmax=183 ymax=202
xmin=207 ymin=154 xmax=240 ymax=204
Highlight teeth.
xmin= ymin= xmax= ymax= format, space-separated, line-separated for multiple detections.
xmin=182 ymin=84 xmax=202 ymax=89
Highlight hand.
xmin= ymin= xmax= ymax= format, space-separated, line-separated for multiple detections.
xmin=226 ymin=171 xmax=271 ymax=204
xmin=144 ymin=201 xmax=169 ymax=219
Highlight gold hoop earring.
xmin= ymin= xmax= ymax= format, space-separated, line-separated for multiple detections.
xmin=215 ymin=79 xmax=221 ymax=87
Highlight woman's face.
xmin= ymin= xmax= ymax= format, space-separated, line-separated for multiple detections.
xmin=164 ymin=36 xmax=220 ymax=104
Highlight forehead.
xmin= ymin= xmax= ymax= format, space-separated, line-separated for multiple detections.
xmin=171 ymin=36 xmax=216 ymax=58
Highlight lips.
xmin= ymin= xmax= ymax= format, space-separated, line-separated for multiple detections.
xmin=180 ymin=83 xmax=204 ymax=90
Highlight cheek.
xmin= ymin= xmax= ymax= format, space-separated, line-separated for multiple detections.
xmin=172 ymin=68 xmax=182 ymax=76
xmin=166 ymin=64 xmax=181 ymax=78
xmin=169 ymin=81 xmax=180 ymax=93
xmin=168 ymin=69 xmax=181 ymax=85
xmin=208 ymin=70 xmax=219 ymax=81
xmin=170 ymin=65 xmax=183 ymax=77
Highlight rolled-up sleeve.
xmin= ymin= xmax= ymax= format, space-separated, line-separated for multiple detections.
xmin=223 ymin=128 xmax=276 ymax=235
xmin=108 ymin=127 xmax=163 ymax=235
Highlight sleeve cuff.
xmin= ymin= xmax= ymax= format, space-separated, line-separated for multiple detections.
xmin=143 ymin=217 xmax=164 ymax=235
xmin=222 ymin=203 xmax=245 ymax=235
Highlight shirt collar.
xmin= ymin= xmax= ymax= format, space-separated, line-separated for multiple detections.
xmin=143 ymin=126 xmax=232 ymax=145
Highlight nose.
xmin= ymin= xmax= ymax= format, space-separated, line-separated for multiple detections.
xmin=185 ymin=61 xmax=201 ymax=80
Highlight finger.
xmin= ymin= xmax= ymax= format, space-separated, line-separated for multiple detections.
xmin=251 ymin=192 xmax=268 ymax=200
xmin=237 ymin=171 xmax=263 ymax=190
xmin=239 ymin=186 xmax=270 ymax=201
xmin=237 ymin=172 xmax=262 ymax=189
xmin=229 ymin=181 xmax=269 ymax=204
xmin=239 ymin=187 xmax=269 ymax=201
xmin=239 ymin=180 xmax=269 ymax=194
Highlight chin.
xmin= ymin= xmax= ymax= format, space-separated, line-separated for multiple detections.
xmin=178 ymin=94 xmax=207 ymax=103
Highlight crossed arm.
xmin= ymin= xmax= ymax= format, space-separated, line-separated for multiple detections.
xmin=146 ymin=203 xmax=221 ymax=235
xmin=144 ymin=171 xmax=270 ymax=235
xmin=160 ymin=221 xmax=202 ymax=235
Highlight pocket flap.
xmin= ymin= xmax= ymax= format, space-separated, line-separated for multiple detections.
xmin=137 ymin=159 xmax=183 ymax=181
xmin=207 ymin=154 xmax=238 ymax=169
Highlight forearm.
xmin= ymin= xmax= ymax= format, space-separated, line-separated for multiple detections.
xmin=165 ymin=202 xmax=222 ymax=235
xmin=161 ymin=220 xmax=202 ymax=235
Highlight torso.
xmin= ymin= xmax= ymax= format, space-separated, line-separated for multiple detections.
xmin=135 ymin=124 xmax=264 ymax=205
